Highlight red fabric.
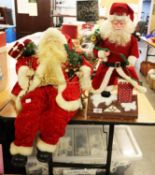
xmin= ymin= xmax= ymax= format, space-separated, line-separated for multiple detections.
xmin=11 ymin=56 xmax=38 ymax=96
xmin=62 ymin=76 xmax=81 ymax=101
xmin=23 ymin=39 xmax=32 ymax=46
xmin=61 ymin=24 xmax=78 ymax=39
xmin=110 ymin=3 xmax=134 ymax=21
xmin=64 ymin=33 xmax=73 ymax=49
xmin=92 ymin=35 xmax=139 ymax=89
xmin=12 ymin=33 xmax=92 ymax=151
xmin=13 ymin=58 xmax=91 ymax=148
xmin=14 ymin=86 xmax=78 ymax=147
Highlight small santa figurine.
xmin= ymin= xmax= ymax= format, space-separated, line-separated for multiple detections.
xmin=92 ymin=3 xmax=146 ymax=96
xmin=9 ymin=28 xmax=92 ymax=167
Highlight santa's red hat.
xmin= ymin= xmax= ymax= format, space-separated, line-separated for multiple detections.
xmin=109 ymin=3 xmax=134 ymax=21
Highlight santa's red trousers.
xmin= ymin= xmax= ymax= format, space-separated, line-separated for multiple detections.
xmin=14 ymin=85 xmax=78 ymax=148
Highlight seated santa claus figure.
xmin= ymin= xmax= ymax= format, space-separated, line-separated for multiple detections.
xmin=92 ymin=2 xmax=146 ymax=96
xmin=9 ymin=28 xmax=92 ymax=167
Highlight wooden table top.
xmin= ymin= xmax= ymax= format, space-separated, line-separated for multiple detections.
xmin=1 ymin=49 xmax=155 ymax=125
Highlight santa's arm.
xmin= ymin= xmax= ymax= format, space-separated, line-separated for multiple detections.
xmin=17 ymin=66 xmax=34 ymax=90
xmin=78 ymin=57 xmax=93 ymax=90
xmin=128 ymin=36 xmax=139 ymax=66
xmin=93 ymin=46 xmax=110 ymax=62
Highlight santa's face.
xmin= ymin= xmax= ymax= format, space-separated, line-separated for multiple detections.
xmin=111 ymin=20 xmax=126 ymax=30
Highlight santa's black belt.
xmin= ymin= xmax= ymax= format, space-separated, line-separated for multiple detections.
xmin=103 ymin=61 xmax=127 ymax=67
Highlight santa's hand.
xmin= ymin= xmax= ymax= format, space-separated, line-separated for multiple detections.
xmin=29 ymin=75 xmax=41 ymax=92
xmin=98 ymin=50 xmax=110 ymax=62
xmin=128 ymin=56 xmax=137 ymax=66
xmin=78 ymin=66 xmax=92 ymax=91
xmin=18 ymin=66 xmax=34 ymax=90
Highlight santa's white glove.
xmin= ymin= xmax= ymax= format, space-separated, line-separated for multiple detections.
xmin=98 ymin=50 xmax=110 ymax=62
xmin=128 ymin=56 xmax=137 ymax=66
xmin=77 ymin=65 xmax=92 ymax=91
xmin=18 ymin=66 xmax=34 ymax=90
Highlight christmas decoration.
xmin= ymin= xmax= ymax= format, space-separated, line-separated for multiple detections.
xmin=91 ymin=2 xmax=146 ymax=94
xmin=118 ymin=82 xmax=133 ymax=103
xmin=9 ymin=28 xmax=92 ymax=167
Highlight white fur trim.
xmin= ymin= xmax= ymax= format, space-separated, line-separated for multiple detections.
xmin=128 ymin=56 xmax=137 ymax=66
xmin=15 ymin=89 xmax=27 ymax=111
xmin=92 ymin=67 xmax=114 ymax=94
xmin=10 ymin=142 xmax=33 ymax=156
xmin=98 ymin=50 xmax=106 ymax=59
xmin=18 ymin=66 xmax=34 ymax=90
xmin=28 ymin=64 xmax=46 ymax=92
xmin=79 ymin=65 xmax=91 ymax=90
xmin=116 ymin=67 xmax=147 ymax=93
xmin=36 ymin=137 xmax=57 ymax=153
xmin=109 ymin=15 xmax=130 ymax=22
xmin=56 ymin=83 xmax=81 ymax=111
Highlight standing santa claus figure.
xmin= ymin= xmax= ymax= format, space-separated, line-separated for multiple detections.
xmin=92 ymin=3 xmax=146 ymax=96
xmin=9 ymin=28 xmax=92 ymax=167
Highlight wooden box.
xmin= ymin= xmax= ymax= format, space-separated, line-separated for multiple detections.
xmin=87 ymin=94 xmax=138 ymax=120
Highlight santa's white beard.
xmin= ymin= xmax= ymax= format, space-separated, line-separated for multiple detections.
xmin=100 ymin=19 xmax=136 ymax=46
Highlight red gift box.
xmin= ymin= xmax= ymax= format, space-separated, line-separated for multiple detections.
xmin=8 ymin=41 xmax=24 ymax=59
xmin=118 ymin=82 xmax=133 ymax=103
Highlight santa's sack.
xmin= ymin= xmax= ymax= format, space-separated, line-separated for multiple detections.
xmin=140 ymin=61 xmax=155 ymax=76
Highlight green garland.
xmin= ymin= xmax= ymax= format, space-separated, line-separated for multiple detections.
xmin=64 ymin=44 xmax=84 ymax=78
xmin=23 ymin=42 xmax=37 ymax=57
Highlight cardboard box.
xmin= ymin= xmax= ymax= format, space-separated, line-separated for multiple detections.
xmin=0 ymin=32 xmax=6 ymax=47
xmin=0 ymin=46 xmax=8 ymax=92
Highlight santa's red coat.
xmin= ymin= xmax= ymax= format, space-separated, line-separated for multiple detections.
xmin=92 ymin=35 xmax=139 ymax=90
xmin=11 ymin=53 xmax=92 ymax=154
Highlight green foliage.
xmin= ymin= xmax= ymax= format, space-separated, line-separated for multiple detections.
xmin=23 ymin=42 xmax=37 ymax=57
xmin=119 ymin=54 xmax=129 ymax=65
xmin=64 ymin=44 xmax=83 ymax=68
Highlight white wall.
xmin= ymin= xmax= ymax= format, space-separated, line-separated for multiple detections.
xmin=141 ymin=1 xmax=151 ymax=21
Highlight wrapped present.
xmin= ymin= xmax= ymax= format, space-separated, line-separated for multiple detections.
xmin=8 ymin=41 xmax=24 ymax=59
xmin=118 ymin=82 xmax=133 ymax=103
xmin=8 ymin=39 xmax=35 ymax=59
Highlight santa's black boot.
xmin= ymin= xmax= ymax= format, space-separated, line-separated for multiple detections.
xmin=101 ymin=91 xmax=111 ymax=97
xmin=11 ymin=154 xmax=28 ymax=167
xmin=37 ymin=149 xmax=52 ymax=163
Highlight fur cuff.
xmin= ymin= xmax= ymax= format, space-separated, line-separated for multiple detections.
xmin=128 ymin=56 xmax=137 ymax=66
xmin=98 ymin=50 xmax=106 ymax=58
xmin=10 ymin=142 xmax=33 ymax=156
xmin=18 ymin=66 xmax=34 ymax=90
xmin=56 ymin=84 xmax=81 ymax=111
xmin=79 ymin=65 xmax=91 ymax=90
xmin=109 ymin=15 xmax=129 ymax=22
xmin=15 ymin=89 xmax=27 ymax=111
xmin=36 ymin=137 xmax=57 ymax=153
